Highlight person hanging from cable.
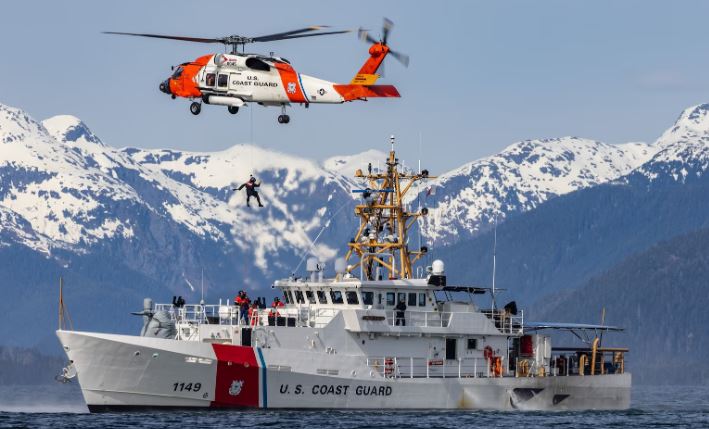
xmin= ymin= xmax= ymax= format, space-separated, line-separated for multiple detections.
xmin=233 ymin=175 xmax=264 ymax=207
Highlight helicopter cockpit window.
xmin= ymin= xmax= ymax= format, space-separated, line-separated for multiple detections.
xmin=205 ymin=73 xmax=216 ymax=87
xmin=245 ymin=57 xmax=271 ymax=72
xmin=218 ymin=74 xmax=228 ymax=88
xmin=172 ymin=66 xmax=184 ymax=78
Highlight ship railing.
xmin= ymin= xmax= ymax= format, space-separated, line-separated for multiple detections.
xmin=481 ymin=310 xmax=524 ymax=335
xmin=155 ymin=304 xmax=250 ymax=326
xmin=384 ymin=310 xmax=452 ymax=328
xmin=366 ymin=356 xmax=497 ymax=379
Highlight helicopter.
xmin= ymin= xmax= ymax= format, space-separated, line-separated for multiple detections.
xmin=104 ymin=18 xmax=409 ymax=124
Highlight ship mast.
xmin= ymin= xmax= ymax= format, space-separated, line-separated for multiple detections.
xmin=345 ymin=136 xmax=435 ymax=280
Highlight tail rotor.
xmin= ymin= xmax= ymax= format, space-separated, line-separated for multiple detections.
xmin=358 ymin=17 xmax=409 ymax=69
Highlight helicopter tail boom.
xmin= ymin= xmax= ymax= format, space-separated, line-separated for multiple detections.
xmin=333 ymin=84 xmax=400 ymax=101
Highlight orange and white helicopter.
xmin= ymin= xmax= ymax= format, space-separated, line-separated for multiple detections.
xmin=105 ymin=19 xmax=408 ymax=123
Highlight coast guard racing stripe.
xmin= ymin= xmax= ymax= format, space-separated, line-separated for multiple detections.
xmin=211 ymin=344 xmax=260 ymax=408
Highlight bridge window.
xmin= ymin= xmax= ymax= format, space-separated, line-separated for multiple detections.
xmin=294 ymin=290 xmax=305 ymax=304
xmin=345 ymin=291 xmax=359 ymax=305
xmin=362 ymin=291 xmax=374 ymax=306
xmin=316 ymin=290 xmax=328 ymax=304
xmin=245 ymin=57 xmax=271 ymax=71
xmin=408 ymin=293 xmax=417 ymax=307
xmin=467 ymin=338 xmax=478 ymax=350
xmin=305 ymin=290 xmax=317 ymax=304
xmin=330 ymin=290 xmax=344 ymax=304
xmin=386 ymin=292 xmax=395 ymax=306
xmin=218 ymin=74 xmax=228 ymax=87
xmin=284 ymin=290 xmax=293 ymax=304
xmin=418 ymin=293 xmax=426 ymax=307
xmin=397 ymin=293 xmax=406 ymax=305
xmin=205 ymin=73 xmax=215 ymax=86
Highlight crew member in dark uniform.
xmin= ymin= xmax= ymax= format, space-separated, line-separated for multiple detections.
xmin=395 ymin=298 xmax=407 ymax=326
xmin=234 ymin=176 xmax=264 ymax=207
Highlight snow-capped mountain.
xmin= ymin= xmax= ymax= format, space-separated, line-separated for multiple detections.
xmin=418 ymin=137 xmax=656 ymax=245
xmin=3 ymin=100 xmax=709 ymax=289
xmin=636 ymin=104 xmax=709 ymax=183
xmin=0 ymin=103 xmax=356 ymax=292
xmin=323 ymin=149 xmax=387 ymax=177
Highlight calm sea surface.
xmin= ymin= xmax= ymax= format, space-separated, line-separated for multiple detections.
xmin=0 ymin=384 xmax=707 ymax=428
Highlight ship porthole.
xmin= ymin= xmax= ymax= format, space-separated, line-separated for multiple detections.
xmin=134 ymin=351 xmax=140 ymax=356
xmin=152 ymin=353 xmax=159 ymax=359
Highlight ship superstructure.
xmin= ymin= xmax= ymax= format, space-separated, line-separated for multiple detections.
xmin=56 ymin=138 xmax=631 ymax=411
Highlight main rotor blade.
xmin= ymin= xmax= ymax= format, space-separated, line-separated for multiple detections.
xmin=389 ymin=49 xmax=410 ymax=67
xmin=358 ymin=28 xmax=378 ymax=44
xmin=255 ymin=29 xmax=351 ymax=42
xmin=382 ymin=17 xmax=394 ymax=46
xmin=252 ymin=25 xmax=331 ymax=42
xmin=103 ymin=31 xmax=222 ymax=44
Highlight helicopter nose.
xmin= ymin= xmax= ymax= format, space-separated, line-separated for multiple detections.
xmin=159 ymin=79 xmax=171 ymax=94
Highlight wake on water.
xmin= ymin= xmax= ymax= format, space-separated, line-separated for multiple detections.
xmin=0 ymin=385 xmax=707 ymax=428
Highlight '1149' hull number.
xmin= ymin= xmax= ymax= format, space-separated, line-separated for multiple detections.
xmin=173 ymin=382 xmax=202 ymax=392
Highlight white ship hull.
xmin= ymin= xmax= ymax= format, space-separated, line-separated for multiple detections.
xmin=57 ymin=330 xmax=631 ymax=412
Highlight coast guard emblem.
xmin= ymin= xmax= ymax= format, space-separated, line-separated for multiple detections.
xmin=287 ymin=82 xmax=296 ymax=94
xmin=228 ymin=380 xmax=244 ymax=396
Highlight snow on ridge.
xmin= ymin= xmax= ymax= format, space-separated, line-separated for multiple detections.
xmin=127 ymin=143 xmax=343 ymax=192
xmin=420 ymin=136 xmax=657 ymax=244
xmin=323 ymin=149 xmax=387 ymax=178
xmin=42 ymin=115 xmax=103 ymax=146
xmin=635 ymin=104 xmax=709 ymax=182
xmin=0 ymin=102 xmax=351 ymax=270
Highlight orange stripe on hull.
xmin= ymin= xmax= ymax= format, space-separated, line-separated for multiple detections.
xmin=333 ymin=84 xmax=400 ymax=101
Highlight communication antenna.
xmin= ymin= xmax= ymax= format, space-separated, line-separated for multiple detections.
xmin=200 ymin=268 xmax=205 ymax=305
xmin=58 ymin=277 xmax=73 ymax=331
xmin=491 ymin=215 xmax=498 ymax=312
xmin=599 ymin=307 xmax=606 ymax=346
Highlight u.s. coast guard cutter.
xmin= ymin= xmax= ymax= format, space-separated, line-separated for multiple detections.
xmin=56 ymin=139 xmax=631 ymax=411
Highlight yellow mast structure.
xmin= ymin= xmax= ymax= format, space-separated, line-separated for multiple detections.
xmin=345 ymin=136 xmax=435 ymax=280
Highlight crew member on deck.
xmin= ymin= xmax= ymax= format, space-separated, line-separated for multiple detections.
xmin=268 ymin=297 xmax=285 ymax=326
xmin=235 ymin=291 xmax=250 ymax=324
xmin=234 ymin=175 xmax=264 ymax=207
xmin=395 ymin=298 xmax=407 ymax=326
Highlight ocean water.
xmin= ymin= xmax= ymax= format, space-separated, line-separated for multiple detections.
xmin=0 ymin=384 xmax=707 ymax=428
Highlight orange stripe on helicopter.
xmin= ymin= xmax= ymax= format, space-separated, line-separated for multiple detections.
xmin=169 ymin=54 xmax=212 ymax=98
xmin=333 ymin=84 xmax=400 ymax=101
xmin=274 ymin=63 xmax=308 ymax=103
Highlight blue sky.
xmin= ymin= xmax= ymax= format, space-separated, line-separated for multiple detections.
xmin=2 ymin=0 xmax=709 ymax=172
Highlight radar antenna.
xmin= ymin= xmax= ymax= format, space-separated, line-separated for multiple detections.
xmin=345 ymin=136 xmax=434 ymax=280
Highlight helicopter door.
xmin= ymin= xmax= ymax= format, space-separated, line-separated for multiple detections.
xmin=216 ymin=73 xmax=229 ymax=92
xmin=229 ymin=73 xmax=241 ymax=92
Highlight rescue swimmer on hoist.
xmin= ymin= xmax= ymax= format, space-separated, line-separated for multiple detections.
xmin=103 ymin=18 xmax=409 ymax=124
xmin=233 ymin=175 xmax=264 ymax=208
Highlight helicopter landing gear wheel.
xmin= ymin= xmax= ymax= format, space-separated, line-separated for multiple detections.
xmin=228 ymin=106 xmax=239 ymax=115
xmin=278 ymin=104 xmax=290 ymax=124
xmin=190 ymin=102 xmax=201 ymax=115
